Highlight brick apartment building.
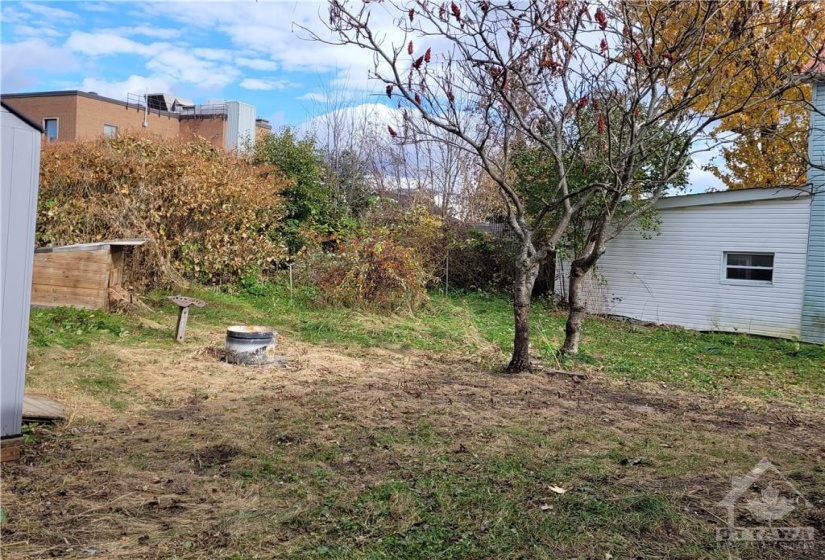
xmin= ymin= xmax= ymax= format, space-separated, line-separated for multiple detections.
xmin=1 ymin=90 xmax=272 ymax=151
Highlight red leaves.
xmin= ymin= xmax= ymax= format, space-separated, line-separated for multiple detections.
xmin=575 ymin=96 xmax=588 ymax=111
xmin=451 ymin=2 xmax=461 ymax=21
xmin=599 ymin=38 xmax=608 ymax=55
xmin=661 ymin=51 xmax=677 ymax=63
xmin=408 ymin=8 xmax=415 ymax=22
xmin=408 ymin=40 xmax=414 ymax=55
xmin=413 ymin=55 xmax=425 ymax=70
xmin=439 ymin=3 xmax=446 ymax=20
xmin=387 ymin=125 xmax=398 ymax=138
xmin=633 ymin=48 xmax=644 ymax=65
xmin=386 ymin=84 xmax=393 ymax=98
xmin=480 ymin=1 xmax=489 ymax=13
xmin=424 ymin=47 xmax=431 ymax=63
xmin=595 ymin=7 xmax=607 ymax=30
xmin=447 ymin=90 xmax=455 ymax=102
xmin=597 ymin=114 xmax=605 ymax=135
xmin=414 ymin=92 xmax=421 ymax=104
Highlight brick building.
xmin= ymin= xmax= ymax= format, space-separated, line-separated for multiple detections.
xmin=1 ymin=90 xmax=272 ymax=151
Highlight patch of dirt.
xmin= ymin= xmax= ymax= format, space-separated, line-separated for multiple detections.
xmin=3 ymin=330 xmax=824 ymax=559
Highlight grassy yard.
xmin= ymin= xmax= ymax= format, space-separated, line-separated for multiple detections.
xmin=2 ymin=284 xmax=823 ymax=559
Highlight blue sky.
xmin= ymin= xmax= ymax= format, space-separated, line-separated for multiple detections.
xmin=0 ymin=0 xmax=388 ymax=129
xmin=1 ymin=0 xmax=723 ymax=191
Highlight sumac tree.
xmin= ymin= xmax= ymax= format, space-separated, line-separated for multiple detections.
xmin=311 ymin=0 xmax=822 ymax=371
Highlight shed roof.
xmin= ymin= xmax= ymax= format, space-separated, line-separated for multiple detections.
xmin=0 ymin=100 xmax=43 ymax=132
xmin=656 ymin=186 xmax=813 ymax=210
xmin=34 ymin=240 xmax=147 ymax=254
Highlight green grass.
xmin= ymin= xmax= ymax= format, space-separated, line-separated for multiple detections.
xmin=154 ymin=280 xmax=822 ymax=404
xmin=15 ymin=281 xmax=824 ymax=560
xmin=29 ymin=280 xmax=825 ymax=407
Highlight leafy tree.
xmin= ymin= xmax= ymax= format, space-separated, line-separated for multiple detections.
xmin=312 ymin=0 xmax=820 ymax=371
xmin=254 ymin=127 xmax=342 ymax=252
xmin=641 ymin=0 xmax=825 ymax=188
xmin=322 ymin=148 xmax=375 ymax=219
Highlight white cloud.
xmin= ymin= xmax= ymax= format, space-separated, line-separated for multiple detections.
xmin=104 ymin=26 xmax=182 ymax=40
xmin=240 ymin=78 xmax=296 ymax=91
xmin=79 ymin=75 xmax=173 ymax=101
xmin=11 ymin=24 xmax=62 ymax=38
xmin=148 ymin=50 xmax=241 ymax=89
xmin=65 ymin=31 xmax=161 ymax=57
xmin=24 ymin=3 xmax=80 ymax=22
xmin=0 ymin=38 xmax=78 ymax=91
xmin=297 ymin=92 xmax=328 ymax=102
xmin=191 ymin=47 xmax=235 ymax=62
xmin=237 ymin=57 xmax=278 ymax=71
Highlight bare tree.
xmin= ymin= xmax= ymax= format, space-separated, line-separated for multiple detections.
xmin=306 ymin=0 xmax=822 ymax=371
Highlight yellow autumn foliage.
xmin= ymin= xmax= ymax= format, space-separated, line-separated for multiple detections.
xmin=633 ymin=0 xmax=824 ymax=188
xmin=38 ymin=134 xmax=289 ymax=288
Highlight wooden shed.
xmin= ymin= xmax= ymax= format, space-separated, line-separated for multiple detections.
xmin=1 ymin=100 xmax=42 ymax=458
xmin=32 ymin=240 xmax=145 ymax=310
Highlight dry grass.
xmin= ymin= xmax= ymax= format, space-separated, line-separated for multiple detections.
xmin=2 ymin=309 xmax=824 ymax=559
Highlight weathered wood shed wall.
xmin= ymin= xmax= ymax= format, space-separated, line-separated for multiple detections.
xmin=1 ymin=101 xmax=42 ymax=440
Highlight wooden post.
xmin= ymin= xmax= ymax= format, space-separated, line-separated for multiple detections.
xmin=1 ymin=437 xmax=23 ymax=463
xmin=175 ymin=306 xmax=190 ymax=342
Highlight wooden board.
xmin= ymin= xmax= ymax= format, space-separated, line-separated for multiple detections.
xmin=31 ymin=248 xmax=111 ymax=310
xmin=31 ymin=284 xmax=107 ymax=310
xmin=23 ymin=394 xmax=66 ymax=421
xmin=1 ymin=437 xmax=22 ymax=463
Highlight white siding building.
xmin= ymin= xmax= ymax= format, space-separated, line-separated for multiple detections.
xmin=562 ymin=72 xmax=825 ymax=345
xmin=1 ymin=101 xmax=42 ymax=440
xmin=570 ymin=188 xmax=819 ymax=342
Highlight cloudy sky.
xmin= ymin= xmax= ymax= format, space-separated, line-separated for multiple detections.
xmin=1 ymin=0 xmax=723 ymax=191
xmin=0 ymin=0 xmax=390 ymax=129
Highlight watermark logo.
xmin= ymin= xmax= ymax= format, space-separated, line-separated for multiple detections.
xmin=716 ymin=458 xmax=816 ymax=545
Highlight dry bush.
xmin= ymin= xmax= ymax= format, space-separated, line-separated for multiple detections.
xmin=38 ymin=134 xmax=289 ymax=288
xmin=363 ymin=201 xmax=452 ymax=288
xmin=312 ymin=235 xmax=428 ymax=310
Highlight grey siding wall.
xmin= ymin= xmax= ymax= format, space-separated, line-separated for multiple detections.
xmin=1 ymin=107 xmax=41 ymax=438
xmin=225 ymin=101 xmax=256 ymax=152
xmin=801 ymin=80 xmax=825 ymax=344
xmin=578 ymin=195 xmax=812 ymax=340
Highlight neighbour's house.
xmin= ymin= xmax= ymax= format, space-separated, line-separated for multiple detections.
xmin=1 ymin=101 xmax=42 ymax=444
xmin=560 ymin=65 xmax=825 ymax=345
xmin=1 ymin=90 xmax=272 ymax=151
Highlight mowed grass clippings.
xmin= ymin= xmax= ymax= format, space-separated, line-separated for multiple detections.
xmin=2 ymin=289 xmax=823 ymax=559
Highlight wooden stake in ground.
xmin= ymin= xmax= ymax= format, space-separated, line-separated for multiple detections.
xmin=167 ymin=296 xmax=206 ymax=342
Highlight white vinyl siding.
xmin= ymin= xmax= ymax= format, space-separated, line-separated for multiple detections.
xmin=1 ymin=106 xmax=41 ymax=438
xmin=578 ymin=195 xmax=811 ymax=340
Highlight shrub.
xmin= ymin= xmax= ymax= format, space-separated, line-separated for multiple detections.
xmin=443 ymin=227 xmax=519 ymax=294
xmin=311 ymin=236 xmax=427 ymax=310
xmin=38 ymin=134 xmax=289 ymax=288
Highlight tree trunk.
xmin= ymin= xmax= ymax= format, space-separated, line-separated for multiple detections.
xmin=506 ymin=260 xmax=540 ymax=373
xmin=561 ymin=260 xmax=590 ymax=355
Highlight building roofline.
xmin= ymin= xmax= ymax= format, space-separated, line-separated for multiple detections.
xmin=1 ymin=90 xmax=181 ymax=118
xmin=1 ymin=90 xmax=266 ymax=121
xmin=0 ymin=99 xmax=44 ymax=132
xmin=656 ymin=186 xmax=813 ymax=210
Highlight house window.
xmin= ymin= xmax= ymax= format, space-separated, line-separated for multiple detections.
xmin=724 ymin=252 xmax=774 ymax=282
xmin=43 ymin=118 xmax=58 ymax=142
xmin=103 ymin=124 xmax=118 ymax=138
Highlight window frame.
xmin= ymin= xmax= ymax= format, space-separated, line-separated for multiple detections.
xmin=721 ymin=252 xmax=775 ymax=285
xmin=43 ymin=117 xmax=59 ymax=142
xmin=103 ymin=123 xmax=118 ymax=138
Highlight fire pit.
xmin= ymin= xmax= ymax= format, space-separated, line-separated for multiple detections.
xmin=225 ymin=326 xmax=277 ymax=365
